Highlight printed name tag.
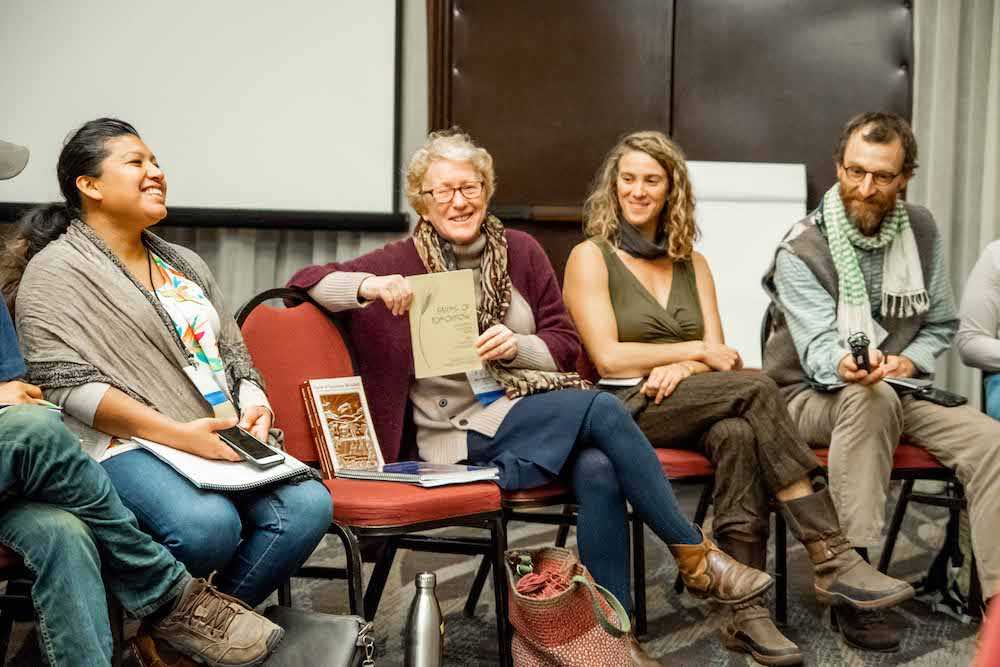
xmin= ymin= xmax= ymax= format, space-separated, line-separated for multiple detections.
xmin=467 ymin=368 xmax=505 ymax=406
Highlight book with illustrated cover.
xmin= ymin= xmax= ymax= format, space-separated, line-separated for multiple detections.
xmin=301 ymin=377 xmax=384 ymax=478
xmin=335 ymin=461 xmax=499 ymax=488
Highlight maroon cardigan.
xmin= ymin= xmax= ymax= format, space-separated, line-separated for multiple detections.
xmin=287 ymin=229 xmax=581 ymax=462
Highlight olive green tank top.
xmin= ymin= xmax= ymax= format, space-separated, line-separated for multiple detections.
xmin=593 ymin=238 xmax=704 ymax=344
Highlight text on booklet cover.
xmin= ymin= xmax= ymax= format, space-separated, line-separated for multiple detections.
xmin=408 ymin=269 xmax=483 ymax=379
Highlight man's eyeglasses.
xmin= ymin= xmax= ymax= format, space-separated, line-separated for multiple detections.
xmin=841 ymin=164 xmax=901 ymax=187
xmin=420 ymin=181 xmax=483 ymax=204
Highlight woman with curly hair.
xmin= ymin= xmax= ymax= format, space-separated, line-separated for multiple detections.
xmin=563 ymin=131 xmax=914 ymax=665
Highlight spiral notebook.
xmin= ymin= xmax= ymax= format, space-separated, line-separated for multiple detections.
xmin=133 ymin=438 xmax=312 ymax=492
xmin=335 ymin=461 xmax=499 ymax=488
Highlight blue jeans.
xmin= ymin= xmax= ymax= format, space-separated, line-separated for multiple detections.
xmin=985 ymin=372 xmax=1000 ymax=420
xmin=0 ymin=406 xmax=188 ymax=667
xmin=102 ymin=449 xmax=332 ymax=606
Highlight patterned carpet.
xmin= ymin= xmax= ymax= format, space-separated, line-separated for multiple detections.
xmin=5 ymin=482 xmax=982 ymax=666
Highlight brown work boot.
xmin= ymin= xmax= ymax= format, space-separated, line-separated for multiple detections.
xmin=779 ymin=487 xmax=914 ymax=609
xmin=716 ymin=537 xmax=802 ymax=666
xmin=627 ymin=633 xmax=663 ymax=666
xmin=830 ymin=604 xmax=900 ymax=652
xmin=669 ymin=530 xmax=773 ymax=605
xmin=149 ymin=578 xmax=284 ymax=667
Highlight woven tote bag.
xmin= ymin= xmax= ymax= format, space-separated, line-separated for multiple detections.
xmin=505 ymin=547 xmax=632 ymax=666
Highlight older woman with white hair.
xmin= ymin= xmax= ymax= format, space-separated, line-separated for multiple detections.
xmin=288 ymin=129 xmax=771 ymax=661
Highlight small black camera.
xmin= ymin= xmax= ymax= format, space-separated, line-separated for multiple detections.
xmin=847 ymin=331 xmax=871 ymax=371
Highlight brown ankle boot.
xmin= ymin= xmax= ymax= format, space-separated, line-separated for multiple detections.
xmin=716 ymin=537 xmax=803 ymax=666
xmin=779 ymin=487 xmax=914 ymax=609
xmin=669 ymin=531 xmax=773 ymax=605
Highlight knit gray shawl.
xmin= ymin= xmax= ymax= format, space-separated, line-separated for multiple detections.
xmin=16 ymin=220 xmax=278 ymax=443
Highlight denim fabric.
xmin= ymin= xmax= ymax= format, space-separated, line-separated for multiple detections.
xmin=985 ymin=372 xmax=1000 ymax=421
xmin=0 ymin=405 xmax=188 ymax=667
xmin=0 ymin=298 xmax=26 ymax=382
xmin=102 ymin=449 xmax=332 ymax=606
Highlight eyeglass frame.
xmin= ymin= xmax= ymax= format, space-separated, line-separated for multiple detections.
xmin=419 ymin=180 xmax=484 ymax=204
xmin=840 ymin=163 xmax=903 ymax=187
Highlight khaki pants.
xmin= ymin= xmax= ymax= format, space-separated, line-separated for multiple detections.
xmin=788 ymin=382 xmax=1000 ymax=598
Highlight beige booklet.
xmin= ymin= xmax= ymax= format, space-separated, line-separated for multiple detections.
xmin=408 ymin=269 xmax=483 ymax=379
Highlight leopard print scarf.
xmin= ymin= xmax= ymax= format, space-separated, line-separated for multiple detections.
xmin=413 ymin=214 xmax=588 ymax=398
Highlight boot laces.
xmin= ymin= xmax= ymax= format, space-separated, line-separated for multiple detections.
xmin=175 ymin=584 xmax=244 ymax=638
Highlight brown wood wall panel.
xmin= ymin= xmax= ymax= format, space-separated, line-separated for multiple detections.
xmin=433 ymin=0 xmax=674 ymax=208
xmin=672 ymin=0 xmax=913 ymax=207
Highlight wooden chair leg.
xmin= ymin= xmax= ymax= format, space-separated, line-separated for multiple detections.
xmin=331 ymin=523 xmax=365 ymax=617
xmin=489 ymin=517 xmax=512 ymax=667
xmin=878 ymin=479 xmax=915 ymax=573
xmin=363 ymin=538 xmax=398 ymax=621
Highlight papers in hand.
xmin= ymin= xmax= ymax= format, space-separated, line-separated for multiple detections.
xmin=133 ymin=438 xmax=312 ymax=492
xmin=336 ymin=461 xmax=499 ymax=488
xmin=408 ymin=270 xmax=482 ymax=379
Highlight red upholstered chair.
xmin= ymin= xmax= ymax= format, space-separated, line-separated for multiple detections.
xmin=236 ymin=288 xmax=510 ymax=665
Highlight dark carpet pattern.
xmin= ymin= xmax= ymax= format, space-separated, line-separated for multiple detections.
xmin=5 ymin=481 xmax=981 ymax=666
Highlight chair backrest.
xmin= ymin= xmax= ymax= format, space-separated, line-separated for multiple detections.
xmin=238 ymin=289 xmax=355 ymax=464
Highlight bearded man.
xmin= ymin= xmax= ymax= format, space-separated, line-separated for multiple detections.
xmin=762 ymin=112 xmax=999 ymax=652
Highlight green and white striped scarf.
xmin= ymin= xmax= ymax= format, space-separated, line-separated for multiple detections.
xmin=820 ymin=183 xmax=929 ymax=347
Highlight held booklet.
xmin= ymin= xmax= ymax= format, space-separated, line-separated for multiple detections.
xmin=301 ymin=376 xmax=384 ymax=478
xmin=335 ymin=461 xmax=499 ymax=488
xmin=132 ymin=438 xmax=311 ymax=492
xmin=407 ymin=269 xmax=482 ymax=379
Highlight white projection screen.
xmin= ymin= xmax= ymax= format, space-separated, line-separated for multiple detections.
xmin=0 ymin=1 xmax=398 ymax=214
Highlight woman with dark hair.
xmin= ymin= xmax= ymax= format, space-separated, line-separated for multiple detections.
xmin=563 ymin=131 xmax=914 ymax=662
xmin=289 ymin=128 xmax=774 ymax=664
xmin=6 ymin=118 xmax=332 ymax=608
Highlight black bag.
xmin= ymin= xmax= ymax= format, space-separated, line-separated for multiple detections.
xmin=263 ymin=606 xmax=375 ymax=666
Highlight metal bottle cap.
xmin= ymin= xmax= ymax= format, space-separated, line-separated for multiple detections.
xmin=415 ymin=572 xmax=437 ymax=589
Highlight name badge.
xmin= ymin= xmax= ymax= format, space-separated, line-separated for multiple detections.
xmin=467 ymin=368 xmax=505 ymax=405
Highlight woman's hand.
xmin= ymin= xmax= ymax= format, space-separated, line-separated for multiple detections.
xmin=175 ymin=417 xmax=242 ymax=461
xmin=358 ymin=274 xmax=413 ymax=316
xmin=641 ymin=363 xmax=693 ymax=404
xmin=476 ymin=324 xmax=518 ymax=362
xmin=0 ymin=381 xmax=47 ymax=406
xmin=700 ymin=342 xmax=743 ymax=372
xmin=239 ymin=405 xmax=272 ymax=443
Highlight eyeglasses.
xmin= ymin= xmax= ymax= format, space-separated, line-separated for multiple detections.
xmin=841 ymin=164 xmax=901 ymax=187
xmin=419 ymin=181 xmax=483 ymax=204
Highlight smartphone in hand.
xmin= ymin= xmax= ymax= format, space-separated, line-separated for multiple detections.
xmin=217 ymin=427 xmax=285 ymax=467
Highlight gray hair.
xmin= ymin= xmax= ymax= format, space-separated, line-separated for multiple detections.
xmin=404 ymin=128 xmax=496 ymax=216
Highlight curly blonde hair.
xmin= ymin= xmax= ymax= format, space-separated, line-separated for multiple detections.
xmin=405 ymin=128 xmax=496 ymax=217
xmin=583 ymin=130 xmax=698 ymax=260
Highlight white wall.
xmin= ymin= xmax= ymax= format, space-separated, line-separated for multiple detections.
xmin=0 ymin=0 xmax=398 ymax=213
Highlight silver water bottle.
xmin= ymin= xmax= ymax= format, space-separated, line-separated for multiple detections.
xmin=404 ymin=571 xmax=444 ymax=666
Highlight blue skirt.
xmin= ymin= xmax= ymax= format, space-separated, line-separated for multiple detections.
xmin=466 ymin=389 xmax=602 ymax=490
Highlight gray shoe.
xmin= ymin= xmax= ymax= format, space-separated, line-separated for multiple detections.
xmin=151 ymin=578 xmax=284 ymax=667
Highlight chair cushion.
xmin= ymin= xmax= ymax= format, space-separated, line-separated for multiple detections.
xmin=656 ymin=448 xmax=715 ymax=479
xmin=324 ymin=478 xmax=501 ymax=527
xmin=812 ymin=444 xmax=946 ymax=471
xmin=502 ymin=482 xmax=572 ymax=506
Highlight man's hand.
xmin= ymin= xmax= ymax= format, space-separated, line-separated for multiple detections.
xmin=0 ymin=381 xmax=46 ymax=406
xmin=700 ymin=342 xmax=743 ymax=372
xmin=837 ymin=349 xmax=887 ymax=385
xmin=358 ymin=274 xmax=413 ymax=316
xmin=239 ymin=405 xmax=273 ymax=443
xmin=476 ymin=324 xmax=518 ymax=362
xmin=641 ymin=363 xmax=693 ymax=404
xmin=882 ymin=355 xmax=916 ymax=379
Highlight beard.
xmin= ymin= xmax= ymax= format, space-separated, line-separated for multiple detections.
xmin=840 ymin=186 xmax=896 ymax=236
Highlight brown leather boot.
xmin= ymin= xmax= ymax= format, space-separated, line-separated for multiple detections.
xmin=716 ymin=537 xmax=803 ymax=666
xmin=669 ymin=531 xmax=773 ymax=605
xmin=779 ymin=487 xmax=914 ymax=609
xmin=830 ymin=604 xmax=900 ymax=652
xmin=627 ymin=633 xmax=663 ymax=666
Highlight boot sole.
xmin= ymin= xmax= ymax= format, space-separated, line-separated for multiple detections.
xmin=692 ymin=576 xmax=775 ymax=606
xmin=154 ymin=627 xmax=285 ymax=667
xmin=815 ymin=583 xmax=915 ymax=610
xmin=721 ymin=631 xmax=804 ymax=666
